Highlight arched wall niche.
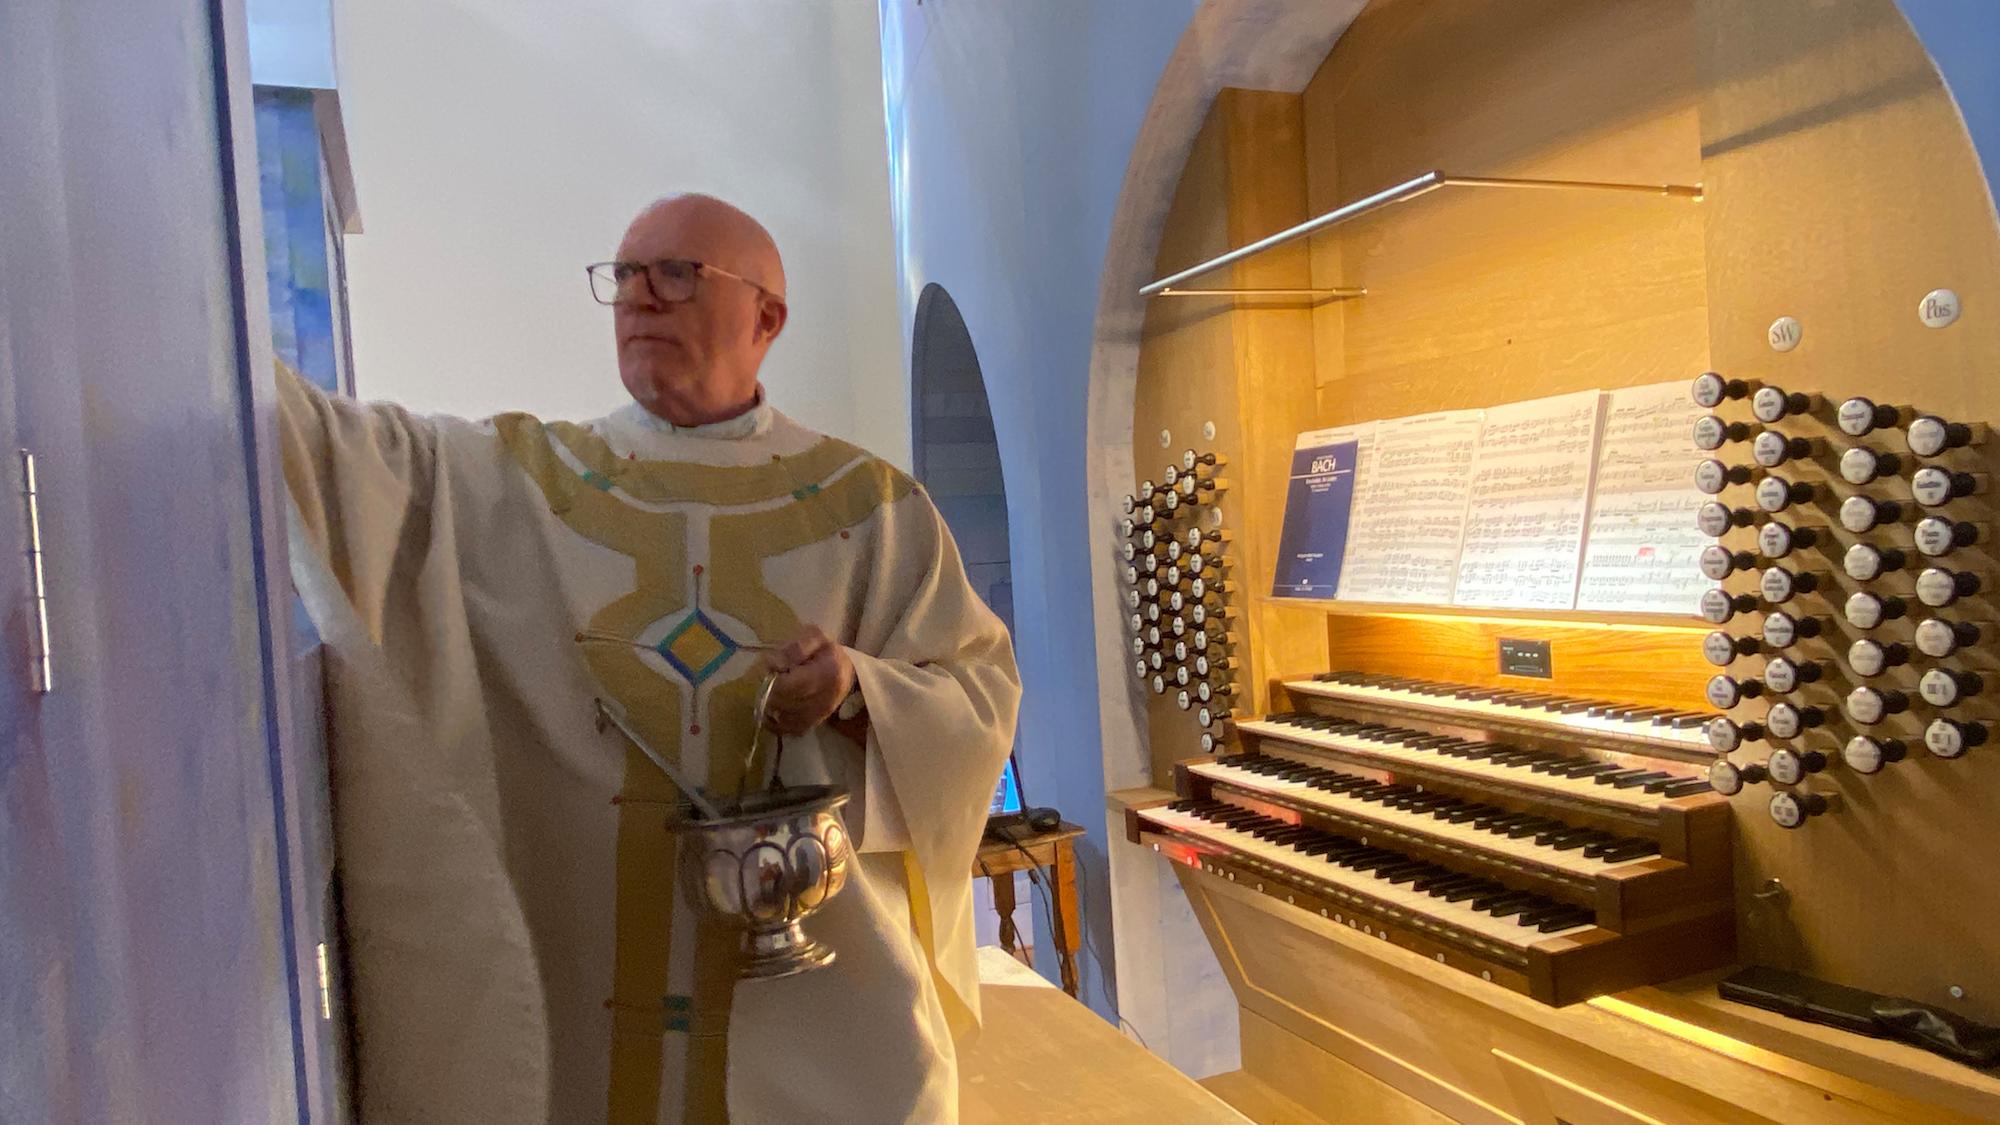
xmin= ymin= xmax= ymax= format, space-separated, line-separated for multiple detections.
xmin=1089 ymin=0 xmax=2000 ymax=1092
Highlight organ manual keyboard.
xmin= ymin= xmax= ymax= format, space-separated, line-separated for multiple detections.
xmin=1124 ymin=675 xmax=1734 ymax=1005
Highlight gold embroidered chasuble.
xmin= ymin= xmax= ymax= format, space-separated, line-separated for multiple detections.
xmin=276 ymin=369 xmax=1020 ymax=1123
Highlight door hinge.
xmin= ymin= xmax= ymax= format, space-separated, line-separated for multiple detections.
xmin=315 ymin=941 xmax=333 ymax=1020
xmin=20 ymin=449 xmax=51 ymax=694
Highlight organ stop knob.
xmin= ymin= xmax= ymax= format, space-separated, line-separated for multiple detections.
xmin=1706 ymin=674 xmax=1763 ymax=709
xmin=1766 ymin=747 xmax=1827 ymax=785
xmin=1755 ymin=476 xmax=1816 ymax=514
xmin=1691 ymin=371 xmax=1753 ymax=408
xmin=1843 ymin=736 xmax=1908 ymax=775
xmin=1837 ymin=396 xmax=1903 ymax=437
xmin=1846 ymin=639 xmax=1909 ymax=677
xmin=1838 ymin=446 xmax=1902 ymax=486
xmin=1763 ymin=656 xmax=1826 ymax=693
xmin=1769 ymin=790 xmax=1834 ymax=829
xmin=1752 ymin=431 xmax=1818 ymax=468
xmin=1925 ymin=718 xmax=1989 ymax=759
xmin=1843 ymin=543 xmax=1907 ymax=582
xmin=1907 ymin=414 xmax=1976 ymax=458
xmin=1914 ymin=616 xmax=1981 ymax=658
xmin=1912 ymin=467 xmax=1980 ymax=507
xmin=1752 ymin=385 xmax=1819 ymax=424
xmin=1697 ymin=501 xmax=1757 ymax=535
xmin=1915 ymin=567 xmax=1981 ymax=608
xmin=1758 ymin=521 xmax=1819 ymax=559
xmin=1694 ymin=415 xmax=1753 ymax=450
xmin=1699 ymin=588 xmax=1760 ymax=625
xmin=1707 ymin=759 xmax=1766 ymax=796
xmin=1838 ymin=495 xmax=1901 ymax=533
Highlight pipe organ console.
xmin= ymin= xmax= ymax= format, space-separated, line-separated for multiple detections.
xmin=1106 ymin=1 xmax=2000 ymax=1121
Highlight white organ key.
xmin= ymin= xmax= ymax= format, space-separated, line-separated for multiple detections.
xmin=1283 ymin=678 xmax=1709 ymax=755
xmin=1139 ymin=806 xmax=1595 ymax=949
xmin=1236 ymin=718 xmax=1691 ymax=812
xmin=1187 ymin=759 xmax=1654 ymax=877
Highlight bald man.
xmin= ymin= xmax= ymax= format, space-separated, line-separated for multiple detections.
xmin=277 ymin=194 xmax=1021 ymax=1124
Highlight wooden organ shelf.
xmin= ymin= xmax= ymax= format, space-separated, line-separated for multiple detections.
xmin=1107 ymin=0 xmax=2000 ymax=1122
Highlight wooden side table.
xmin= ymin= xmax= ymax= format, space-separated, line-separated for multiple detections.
xmin=971 ymin=822 xmax=1086 ymax=997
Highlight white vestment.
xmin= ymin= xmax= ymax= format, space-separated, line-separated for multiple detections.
xmin=278 ymin=370 xmax=1020 ymax=1124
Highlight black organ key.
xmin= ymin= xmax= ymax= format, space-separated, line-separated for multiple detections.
xmin=1443 ymin=882 xmax=1498 ymax=904
xmin=1592 ymin=768 xmax=1655 ymax=786
xmin=1661 ymin=778 xmax=1714 ymax=798
xmin=1596 ymin=839 xmax=1664 ymax=863
xmin=1611 ymin=771 xmax=1674 ymax=790
xmin=1560 ymin=761 xmax=1622 ymax=779
xmin=1538 ymin=908 xmax=1599 ymax=933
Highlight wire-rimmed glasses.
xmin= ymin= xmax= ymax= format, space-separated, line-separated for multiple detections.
xmin=586 ymin=258 xmax=778 ymax=306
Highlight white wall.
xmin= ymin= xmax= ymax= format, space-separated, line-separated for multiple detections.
xmin=333 ymin=0 xmax=909 ymax=466
xmin=877 ymin=0 xmax=1206 ymax=1050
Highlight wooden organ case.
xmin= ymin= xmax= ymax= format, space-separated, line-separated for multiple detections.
xmin=1111 ymin=1 xmax=2000 ymax=1122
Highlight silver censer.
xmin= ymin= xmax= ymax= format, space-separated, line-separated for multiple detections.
xmin=595 ymin=677 xmax=853 ymax=980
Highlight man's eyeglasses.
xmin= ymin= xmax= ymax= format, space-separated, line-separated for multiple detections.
xmin=586 ymin=258 xmax=780 ymax=307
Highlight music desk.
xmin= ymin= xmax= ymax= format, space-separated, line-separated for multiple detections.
xmin=973 ymin=821 xmax=1086 ymax=996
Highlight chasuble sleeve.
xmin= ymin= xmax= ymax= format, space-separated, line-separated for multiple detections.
xmin=275 ymin=362 xmax=448 ymax=641
xmin=841 ymin=487 xmax=1022 ymax=1032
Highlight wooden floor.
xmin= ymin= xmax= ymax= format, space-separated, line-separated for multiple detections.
xmin=1201 ymin=1071 xmax=1341 ymax=1125
xmin=959 ymin=948 xmax=1250 ymax=1124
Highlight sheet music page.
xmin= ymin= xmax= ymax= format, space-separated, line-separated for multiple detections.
xmin=1576 ymin=381 xmax=1714 ymax=613
xmin=1335 ymin=410 xmax=1481 ymax=604
xmin=1272 ymin=424 xmax=1368 ymax=598
xmin=1451 ymin=390 xmax=1605 ymax=610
